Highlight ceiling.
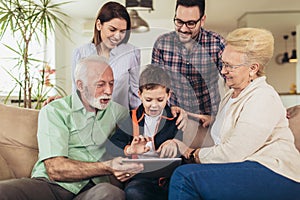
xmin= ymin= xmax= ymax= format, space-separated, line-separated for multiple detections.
xmin=57 ymin=0 xmax=300 ymax=35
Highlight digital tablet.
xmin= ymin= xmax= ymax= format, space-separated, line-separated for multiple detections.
xmin=122 ymin=158 xmax=182 ymax=178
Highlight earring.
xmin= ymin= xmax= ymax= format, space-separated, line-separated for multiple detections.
xmin=249 ymin=72 xmax=253 ymax=82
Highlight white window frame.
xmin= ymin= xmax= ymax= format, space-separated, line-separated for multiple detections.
xmin=0 ymin=30 xmax=55 ymax=98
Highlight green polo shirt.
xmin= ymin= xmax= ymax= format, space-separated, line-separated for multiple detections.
xmin=31 ymin=93 xmax=128 ymax=194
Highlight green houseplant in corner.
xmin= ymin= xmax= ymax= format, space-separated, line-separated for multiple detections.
xmin=0 ymin=0 xmax=71 ymax=109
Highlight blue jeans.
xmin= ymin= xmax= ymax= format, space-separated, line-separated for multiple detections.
xmin=125 ymin=178 xmax=168 ymax=200
xmin=169 ymin=161 xmax=300 ymax=200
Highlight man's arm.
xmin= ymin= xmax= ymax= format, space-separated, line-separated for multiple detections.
xmin=170 ymin=106 xmax=188 ymax=131
xmin=39 ymin=102 xmax=142 ymax=182
xmin=44 ymin=156 xmax=143 ymax=182
xmin=128 ymin=48 xmax=141 ymax=109
xmin=151 ymin=38 xmax=163 ymax=65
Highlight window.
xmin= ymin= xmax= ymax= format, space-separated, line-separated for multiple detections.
xmin=0 ymin=30 xmax=55 ymax=97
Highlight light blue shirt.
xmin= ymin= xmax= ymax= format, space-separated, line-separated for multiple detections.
xmin=31 ymin=92 xmax=128 ymax=194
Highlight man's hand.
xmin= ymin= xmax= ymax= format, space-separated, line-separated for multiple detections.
xmin=156 ymin=139 xmax=178 ymax=158
xmin=170 ymin=106 xmax=188 ymax=131
xmin=187 ymin=112 xmax=213 ymax=128
xmin=108 ymin=157 xmax=144 ymax=182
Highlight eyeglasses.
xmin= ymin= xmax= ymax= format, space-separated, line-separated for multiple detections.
xmin=221 ymin=60 xmax=247 ymax=71
xmin=173 ymin=18 xmax=201 ymax=29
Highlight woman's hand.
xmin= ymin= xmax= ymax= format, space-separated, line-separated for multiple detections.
xmin=42 ymin=95 xmax=62 ymax=106
xmin=156 ymin=139 xmax=178 ymax=158
xmin=172 ymin=139 xmax=193 ymax=159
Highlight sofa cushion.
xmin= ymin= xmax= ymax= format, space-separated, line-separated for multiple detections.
xmin=287 ymin=105 xmax=300 ymax=152
xmin=0 ymin=153 xmax=14 ymax=180
xmin=0 ymin=103 xmax=39 ymax=179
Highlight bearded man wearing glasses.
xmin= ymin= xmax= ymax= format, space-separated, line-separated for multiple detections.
xmin=151 ymin=0 xmax=225 ymax=148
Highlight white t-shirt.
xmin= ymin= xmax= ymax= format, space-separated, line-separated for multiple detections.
xmin=138 ymin=112 xmax=162 ymax=158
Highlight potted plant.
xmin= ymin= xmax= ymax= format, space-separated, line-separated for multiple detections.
xmin=0 ymin=0 xmax=71 ymax=109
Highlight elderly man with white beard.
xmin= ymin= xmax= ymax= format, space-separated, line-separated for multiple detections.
xmin=0 ymin=55 xmax=144 ymax=200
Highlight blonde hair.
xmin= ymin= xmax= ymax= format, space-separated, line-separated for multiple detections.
xmin=225 ymin=28 xmax=274 ymax=77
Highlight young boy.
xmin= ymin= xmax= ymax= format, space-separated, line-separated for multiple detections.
xmin=108 ymin=65 xmax=183 ymax=200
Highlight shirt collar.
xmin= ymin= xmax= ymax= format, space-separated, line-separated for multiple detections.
xmin=144 ymin=110 xmax=163 ymax=121
xmin=72 ymin=91 xmax=85 ymax=113
xmin=71 ymin=91 xmax=110 ymax=119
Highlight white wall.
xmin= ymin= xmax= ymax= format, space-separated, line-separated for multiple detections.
xmin=129 ymin=19 xmax=173 ymax=69
xmin=55 ymin=19 xmax=94 ymax=94
xmin=238 ymin=12 xmax=300 ymax=93
xmin=297 ymin=24 xmax=300 ymax=93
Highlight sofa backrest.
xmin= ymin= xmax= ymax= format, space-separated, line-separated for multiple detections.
xmin=0 ymin=103 xmax=39 ymax=180
xmin=0 ymin=103 xmax=299 ymax=181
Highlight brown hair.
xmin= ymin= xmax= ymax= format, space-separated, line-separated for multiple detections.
xmin=93 ymin=1 xmax=131 ymax=46
xmin=176 ymin=0 xmax=205 ymax=19
xmin=139 ymin=65 xmax=171 ymax=93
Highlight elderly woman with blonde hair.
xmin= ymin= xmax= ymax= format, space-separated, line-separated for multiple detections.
xmin=170 ymin=28 xmax=300 ymax=200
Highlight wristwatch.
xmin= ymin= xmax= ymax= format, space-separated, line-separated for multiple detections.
xmin=189 ymin=149 xmax=197 ymax=162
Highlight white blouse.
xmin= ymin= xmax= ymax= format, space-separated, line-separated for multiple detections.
xmin=211 ymin=97 xmax=236 ymax=144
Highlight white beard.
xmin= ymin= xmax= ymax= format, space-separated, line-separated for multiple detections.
xmin=94 ymin=95 xmax=111 ymax=110
xmin=84 ymin=87 xmax=111 ymax=110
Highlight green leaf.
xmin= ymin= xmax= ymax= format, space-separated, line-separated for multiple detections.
xmin=0 ymin=0 xmax=71 ymax=109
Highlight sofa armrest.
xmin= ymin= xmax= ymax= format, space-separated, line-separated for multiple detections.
xmin=0 ymin=103 xmax=39 ymax=179
xmin=287 ymin=105 xmax=300 ymax=152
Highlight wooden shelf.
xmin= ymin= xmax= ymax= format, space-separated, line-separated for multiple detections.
xmin=278 ymin=93 xmax=300 ymax=96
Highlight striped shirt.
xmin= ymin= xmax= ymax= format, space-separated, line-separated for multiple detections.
xmin=151 ymin=28 xmax=225 ymax=115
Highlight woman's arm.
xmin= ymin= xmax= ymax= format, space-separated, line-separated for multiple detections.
xmin=71 ymin=47 xmax=82 ymax=93
xmin=128 ymin=48 xmax=141 ymax=109
xmin=199 ymin=91 xmax=284 ymax=163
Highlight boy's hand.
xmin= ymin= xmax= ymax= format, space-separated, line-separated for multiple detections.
xmin=127 ymin=136 xmax=151 ymax=155
xmin=156 ymin=139 xmax=178 ymax=158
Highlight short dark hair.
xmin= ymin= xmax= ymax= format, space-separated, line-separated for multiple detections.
xmin=139 ymin=65 xmax=171 ymax=93
xmin=175 ymin=0 xmax=205 ymax=19
xmin=93 ymin=2 xmax=131 ymax=45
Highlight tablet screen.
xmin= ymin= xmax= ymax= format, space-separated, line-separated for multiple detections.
xmin=122 ymin=158 xmax=182 ymax=178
